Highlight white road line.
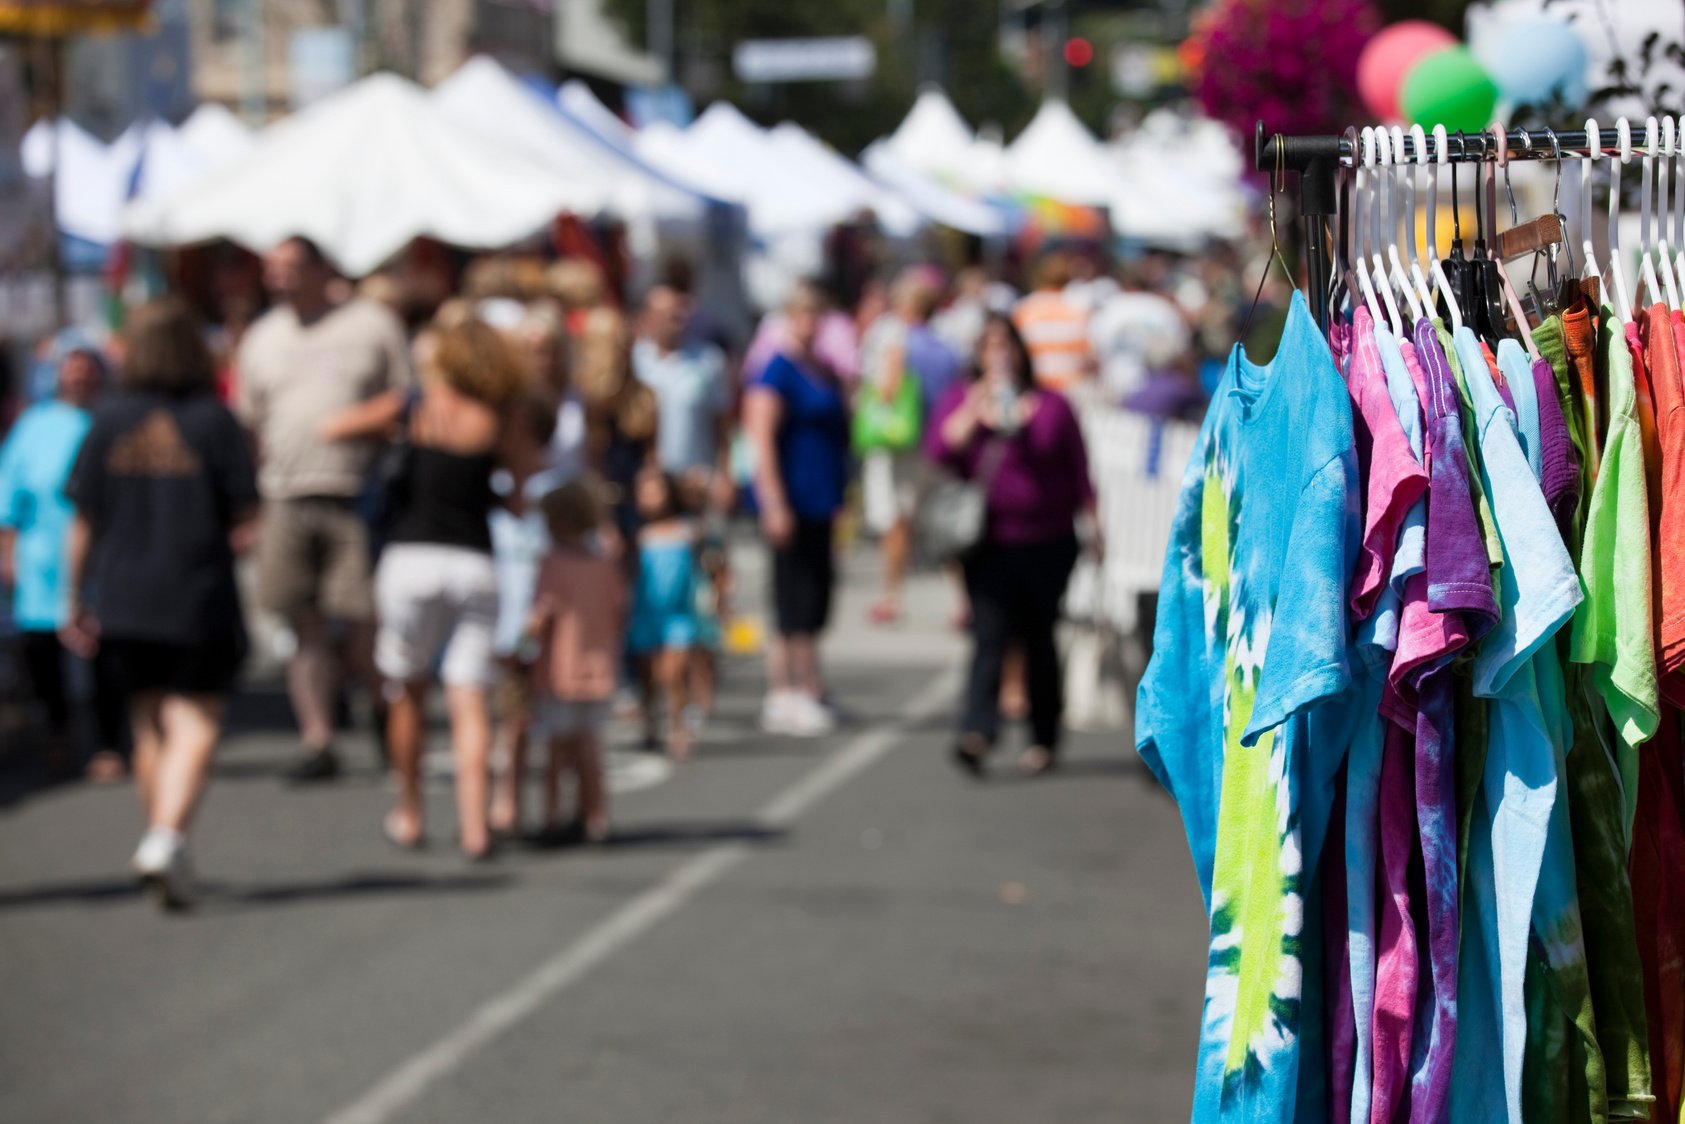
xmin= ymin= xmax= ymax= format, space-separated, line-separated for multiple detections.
xmin=322 ymin=670 xmax=960 ymax=1124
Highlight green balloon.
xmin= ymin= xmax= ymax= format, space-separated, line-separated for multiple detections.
xmin=1401 ymin=45 xmax=1498 ymax=133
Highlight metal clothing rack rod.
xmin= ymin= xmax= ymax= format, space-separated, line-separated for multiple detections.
xmin=1252 ymin=120 xmax=1624 ymax=331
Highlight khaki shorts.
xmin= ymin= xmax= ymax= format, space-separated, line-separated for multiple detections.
xmin=256 ymin=496 xmax=377 ymax=622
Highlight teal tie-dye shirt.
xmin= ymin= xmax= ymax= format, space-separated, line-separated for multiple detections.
xmin=1138 ymin=292 xmax=1361 ymax=1122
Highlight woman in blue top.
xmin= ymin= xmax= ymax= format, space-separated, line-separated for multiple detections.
xmin=0 ymin=338 xmax=126 ymax=780
xmin=745 ymin=281 xmax=850 ymax=737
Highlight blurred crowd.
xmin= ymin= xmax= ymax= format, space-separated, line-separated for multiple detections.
xmin=0 ymin=231 xmax=1255 ymax=909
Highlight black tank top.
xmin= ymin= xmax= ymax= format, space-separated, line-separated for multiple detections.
xmin=387 ymin=445 xmax=497 ymax=553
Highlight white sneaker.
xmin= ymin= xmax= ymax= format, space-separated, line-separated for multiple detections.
xmin=783 ymin=693 xmax=837 ymax=738
xmin=760 ymin=691 xmax=799 ymax=734
xmin=131 ymin=830 xmax=194 ymax=911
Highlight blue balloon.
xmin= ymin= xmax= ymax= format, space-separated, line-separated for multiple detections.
xmin=1479 ymin=18 xmax=1588 ymax=106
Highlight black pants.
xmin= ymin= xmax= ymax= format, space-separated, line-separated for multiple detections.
xmin=771 ymin=519 xmax=836 ymax=637
xmin=16 ymin=631 xmax=128 ymax=756
xmin=961 ymin=537 xmax=1080 ymax=752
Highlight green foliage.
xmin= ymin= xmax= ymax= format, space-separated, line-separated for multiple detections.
xmin=601 ymin=0 xmax=1036 ymax=154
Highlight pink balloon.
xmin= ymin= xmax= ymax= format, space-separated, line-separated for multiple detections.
xmin=1358 ymin=21 xmax=1458 ymax=120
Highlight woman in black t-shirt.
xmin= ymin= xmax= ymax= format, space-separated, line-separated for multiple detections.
xmin=63 ymin=299 xmax=260 ymax=911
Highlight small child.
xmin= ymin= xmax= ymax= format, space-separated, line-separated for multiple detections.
xmin=627 ymin=466 xmax=705 ymax=759
xmin=486 ymin=388 xmax=561 ymax=839
xmin=526 ymin=480 xmax=626 ymax=845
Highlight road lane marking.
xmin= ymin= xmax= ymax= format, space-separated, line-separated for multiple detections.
xmin=323 ymin=670 xmax=960 ymax=1124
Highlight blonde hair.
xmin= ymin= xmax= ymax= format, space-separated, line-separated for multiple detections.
xmin=547 ymin=258 xmax=608 ymax=309
xmin=892 ymin=273 xmax=941 ymax=321
xmin=541 ymin=479 xmax=604 ymax=542
xmin=428 ymin=317 xmax=528 ymax=410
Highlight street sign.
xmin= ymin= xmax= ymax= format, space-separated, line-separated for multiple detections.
xmin=732 ymin=36 xmax=876 ymax=84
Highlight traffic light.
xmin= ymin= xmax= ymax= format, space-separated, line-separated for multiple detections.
xmin=1063 ymin=36 xmax=1095 ymax=68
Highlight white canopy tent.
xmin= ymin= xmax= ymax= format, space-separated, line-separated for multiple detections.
xmin=125 ymin=72 xmax=596 ymax=276
xmin=1005 ymin=99 xmax=1117 ymax=205
xmin=19 ymin=107 xmax=256 ymax=251
xmin=432 ymin=57 xmax=713 ymax=227
xmin=885 ymin=86 xmax=977 ymax=182
xmin=130 ymin=107 xmax=256 ymax=206
xmin=637 ymin=102 xmax=892 ymax=236
xmin=21 ymin=118 xmax=142 ymax=248
xmin=174 ymin=104 xmax=254 ymax=165
xmin=556 ymin=79 xmax=636 ymax=147
xmin=1109 ymin=110 xmax=1246 ymax=248
xmin=766 ymin=123 xmax=920 ymax=237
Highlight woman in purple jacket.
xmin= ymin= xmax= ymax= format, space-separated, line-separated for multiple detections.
xmin=927 ymin=312 xmax=1096 ymax=777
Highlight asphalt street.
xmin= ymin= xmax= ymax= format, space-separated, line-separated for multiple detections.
xmin=0 ymin=553 xmax=1206 ymax=1124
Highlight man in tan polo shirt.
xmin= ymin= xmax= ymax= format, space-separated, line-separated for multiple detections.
xmin=237 ymin=237 xmax=411 ymax=781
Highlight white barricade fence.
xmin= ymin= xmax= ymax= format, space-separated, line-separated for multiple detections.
xmin=1077 ymin=406 xmax=1200 ymax=636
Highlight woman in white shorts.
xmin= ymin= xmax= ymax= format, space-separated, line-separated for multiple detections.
xmin=340 ymin=315 xmax=528 ymax=860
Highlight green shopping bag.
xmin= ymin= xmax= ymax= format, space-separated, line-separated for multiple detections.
xmin=852 ymin=372 xmax=923 ymax=453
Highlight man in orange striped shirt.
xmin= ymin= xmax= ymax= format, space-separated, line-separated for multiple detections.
xmin=1012 ymin=251 xmax=1094 ymax=393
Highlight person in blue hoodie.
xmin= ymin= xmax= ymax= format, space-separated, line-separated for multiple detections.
xmin=0 ymin=332 xmax=126 ymax=779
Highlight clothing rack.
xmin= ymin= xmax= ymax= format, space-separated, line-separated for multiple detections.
xmin=1253 ymin=120 xmax=1626 ymax=333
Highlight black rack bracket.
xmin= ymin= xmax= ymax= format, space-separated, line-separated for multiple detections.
xmin=1255 ymin=121 xmax=1341 ymax=331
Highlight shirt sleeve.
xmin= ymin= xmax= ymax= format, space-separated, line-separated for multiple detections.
xmin=1243 ymin=453 xmax=1357 ymax=745
xmin=1464 ymin=364 xmax=1583 ymax=698
xmin=750 ymin=354 xmax=789 ymax=397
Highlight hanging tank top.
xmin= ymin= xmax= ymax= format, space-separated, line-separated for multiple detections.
xmin=387 ymin=445 xmax=498 ymax=554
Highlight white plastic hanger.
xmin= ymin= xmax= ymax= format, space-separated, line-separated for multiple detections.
xmin=1353 ymin=128 xmax=1389 ymax=330
xmin=1640 ymin=116 xmax=1665 ymax=307
xmin=1370 ymin=127 xmax=1405 ymax=334
xmin=1405 ymin=124 xmax=1437 ymax=316
xmin=1608 ymin=118 xmax=1635 ymax=321
xmin=1655 ymin=117 xmax=1681 ymax=309
xmin=1674 ymin=115 xmax=1685 ymax=292
xmin=1671 ymin=112 xmax=1685 ymax=269
xmin=1426 ymin=126 xmax=1464 ymax=333
xmin=1582 ymin=117 xmax=1601 ymax=286
xmin=1387 ymin=125 xmax=1425 ymax=322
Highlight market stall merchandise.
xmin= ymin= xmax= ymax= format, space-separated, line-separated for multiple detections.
xmin=1141 ymin=119 xmax=1685 ymax=1124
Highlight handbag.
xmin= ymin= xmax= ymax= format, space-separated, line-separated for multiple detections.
xmin=915 ymin=435 xmax=1010 ymax=564
xmin=851 ymin=370 xmax=923 ymax=454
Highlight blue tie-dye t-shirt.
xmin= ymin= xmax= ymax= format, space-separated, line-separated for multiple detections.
xmin=1137 ymin=291 xmax=1360 ymax=1123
